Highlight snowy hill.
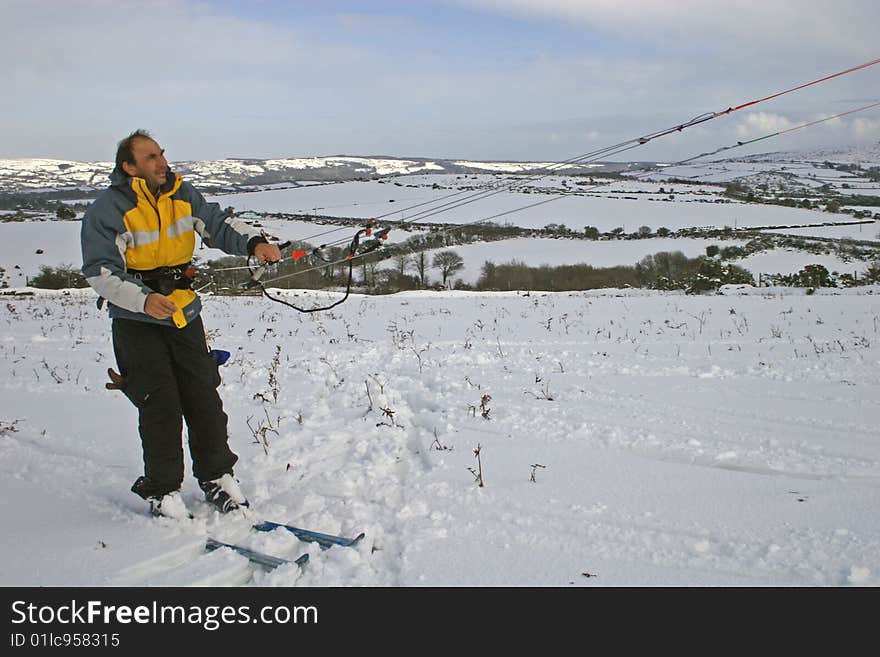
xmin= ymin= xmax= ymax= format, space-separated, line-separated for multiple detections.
xmin=1 ymin=286 xmax=878 ymax=586
xmin=4 ymin=142 xmax=877 ymax=193
xmin=0 ymin=155 xmax=605 ymax=192
xmin=742 ymin=141 xmax=880 ymax=166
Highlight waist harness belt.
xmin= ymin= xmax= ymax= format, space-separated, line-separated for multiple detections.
xmin=96 ymin=264 xmax=197 ymax=313
xmin=129 ymin=263 xmax=196 ymax=295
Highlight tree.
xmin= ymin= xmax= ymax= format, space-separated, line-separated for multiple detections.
xmin=686 ymin=258 xmax=753 ymax=294
xmin=374 ymin=269 xmax=419 ymax=293
xmin=706 ymin=244 xmax=720 ymax=258
xmin=414 ymin=251 xmax=429 ymax=288
xmin=432 ymin=250 xmax=464 ymax=287
xmin=30 ymin=264 xmax=88 ymax=289
xmin=636 ymin=251 xmax=691 ymax=288
xmin=583 ymin=226 xmax=599 ymax=240
xmin=794 ymin=264 xmax=833 ymax=288
xmin=478 ymin=261 xmax=497 ymax=288
xmin=543 ymin=223 xmax=568 ymax=235
xmin=720 ymin=245 xmax=746 ymax=260
xmin=55 ymin=205 xmax=76 ymax=220
xmin=392 ymin=254 xmax=412 ymax=276
xmin=358 ymin=251 xmax=384 ymax=288
xmin=724 ymin=182 xmax=749 ymax=198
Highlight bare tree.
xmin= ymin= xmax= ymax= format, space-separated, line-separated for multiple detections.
xmin=359 ymin=251 xmax=382 ymax=288
xmin=415 ymin=251 xmax=429 ymax=288
xmin=432 ymin=250 xmax=464 ymax=287
xmin=392 ymin=254 xmax=412 ymax=276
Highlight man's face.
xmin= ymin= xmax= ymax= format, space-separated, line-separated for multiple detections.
xmin=122 ymin=138 xmax=168 ymax=191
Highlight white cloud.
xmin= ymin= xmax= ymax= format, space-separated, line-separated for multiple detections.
xmin=852 ymin=118 xmax=880 ymax=139
xmin=736 ymin=112 xmax=797 ymax=138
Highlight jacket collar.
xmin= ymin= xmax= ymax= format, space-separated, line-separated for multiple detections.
xmin=109 ymin=165 xmax=181 ymax=200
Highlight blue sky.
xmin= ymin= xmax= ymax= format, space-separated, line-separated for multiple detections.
xmin=2 ymin=0 xmax=878 ymax=162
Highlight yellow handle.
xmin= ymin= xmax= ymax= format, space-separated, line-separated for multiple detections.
xmin=167 ymin=289 xmax=196 ymax=329
xmin=171 ymin=307 xmax=187 ymax=328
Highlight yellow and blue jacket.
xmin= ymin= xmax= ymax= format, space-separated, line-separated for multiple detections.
xmin=81 ymin=166 xmax=264 ymax=327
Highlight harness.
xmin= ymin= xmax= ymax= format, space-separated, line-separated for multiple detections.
xmin=129 ymin=263 xmax=197 ymax=295
xmin=96 ymin=263 xmax=196 ymax=310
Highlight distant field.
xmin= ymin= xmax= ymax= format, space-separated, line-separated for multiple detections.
xmin=205 ymin=178 xmax=838 ymax=233
xmin=2 ymin=165 xmax=878 ymax=288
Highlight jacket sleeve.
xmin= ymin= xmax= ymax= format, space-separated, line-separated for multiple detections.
xmin=80 ymin=198 xmax=153 ymax=314
xmin=182 ymin=182 xmax=266 ymax=256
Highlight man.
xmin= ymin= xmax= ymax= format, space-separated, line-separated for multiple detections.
xmin=81 ymin=130 xmax=281 ymax=519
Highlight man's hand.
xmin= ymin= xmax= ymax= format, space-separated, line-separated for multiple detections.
xmin=254 ymin=242 xmax=282 ymax=263
xmin=144 ymin=292 xmax=179 ymax=319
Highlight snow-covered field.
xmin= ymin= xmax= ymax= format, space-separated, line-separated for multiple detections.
xmin=3 ymin=219 xmax=875 ymax=290
xmin=204 ymin=180 xmax=833 ymax=232
xmin=765 ymin=223 xmax=879 ymax=240
xmin=1 ymin=286 xmax=878 ymax=586
xmin=739 ymin=249 xmax=869 ymax=280
xmin=4 ymin=151 xmax=880 ymax=290
xmin=174 ymin=169 xmax=880 ymax=284
xmin=2 ymin=150 xmax=879 ymax=587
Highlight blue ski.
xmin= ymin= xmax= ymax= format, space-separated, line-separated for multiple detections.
xmin=252 ymin=521 xmax=365 ymax=549
xmin=205 ymin=538 xmax=309 ymax=569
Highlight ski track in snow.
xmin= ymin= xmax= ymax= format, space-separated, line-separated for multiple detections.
xmin=1 ymin=287 xmax=879 ymax=586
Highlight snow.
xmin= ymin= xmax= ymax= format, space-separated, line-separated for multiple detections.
xmin=1 ymin=285 xmax=878 ymax=586
xmin=204 ymin=180 xmax=846 ymax=233
xmin=2 ymin=147 xmax=880 ymax=587
xmin=0 ymin=221 xmax=84 ymax=284
xmin=0 ymin=156 xmax=586 ymax=191
xmin=637 ymin=156 xmax=880 ymax=200
xmin=739 ymin=249 xmax=867 ymax=277
xmin=0 ymin=159 xmax=113 ymax=190
xmin=764 ymin=223 xmax=879 ymax=240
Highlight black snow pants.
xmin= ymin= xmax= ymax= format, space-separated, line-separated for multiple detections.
xmin=112 ymin=316 xmax=237 ymax=497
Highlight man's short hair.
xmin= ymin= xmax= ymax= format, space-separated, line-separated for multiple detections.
xmin=115 ymin=129 xmax=154 ymax=169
